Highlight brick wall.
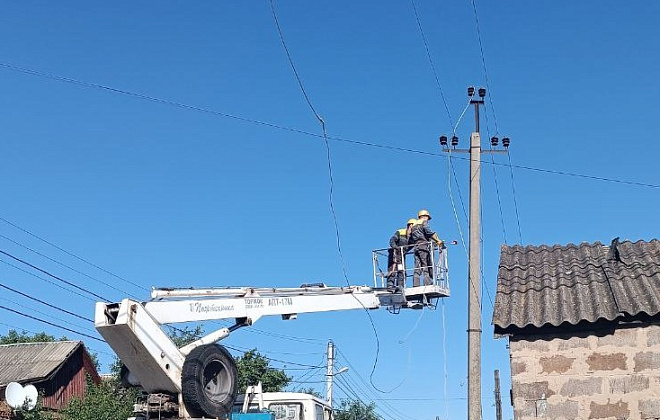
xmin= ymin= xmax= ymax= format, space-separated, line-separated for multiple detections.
xmin=510 ymin=324 xmax=660 ymax=420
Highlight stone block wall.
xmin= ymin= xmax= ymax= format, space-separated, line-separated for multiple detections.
xmin=509 ymin=324 xmax=660 ymax=419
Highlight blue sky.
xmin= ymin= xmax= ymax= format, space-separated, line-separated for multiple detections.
xmin=1 ymin=2 xmax=659 ymax=420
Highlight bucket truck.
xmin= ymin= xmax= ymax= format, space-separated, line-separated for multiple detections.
xmin=95 ymin=243 xmax=449 ymax=419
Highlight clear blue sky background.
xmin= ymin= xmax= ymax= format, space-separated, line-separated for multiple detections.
xmin=1 ymin=2 xmax=659 ymax=420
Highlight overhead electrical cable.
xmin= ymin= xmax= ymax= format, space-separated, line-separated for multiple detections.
xmin=0 ymin=258 xmax=96 ymax=301
xmin=483 ymin=111 xmax=508 ymax=244
xmin=0 ymin=296 xmax=93 ymax=332
xmin=469 ymin=0 xmax=499 ymax=135
xmin=0 ymin=249 xmax=110 ymax=301
xmin=336 ymin=370 xmax=416 ymax=420
xmin=267 ymin=0 xmax=390 ymax=396
xmin=468 ymin=0 xmax=524 ymax=246
xmin=0 ymin=62 xmax=658 ymax=188
xmin=223 ymin=343 xmax=326 ymax=369
xmin=0 ymin=321 xmax=115 ymax=358
xmin=410 ymin=0 xmax=453 ymax=126
xmin=507 ymin=150 xmax=523 ymax=244
xmin=0 ymin=304 xmax=104 ymax=342
xmin=0 ymin=215 xmax=147 ymax=292
xmin=268 ymin=0 xmax=348 ymax=284
xmin=0 ymin=281 xmax=92 ymax=322
xmin=0 ymin=233 xmax=140 ymax=298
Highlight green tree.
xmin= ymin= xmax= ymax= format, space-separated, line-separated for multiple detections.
xmin=236 ymin=349 xmax=291 ymax=393
xmin=167 ymin=325 xmax=204 ymax=347
xmin=61 ymin=376 xmax=139 ymax=420
xmin=297 ymin=387 xmax=323 ymax=399
xmin=334 ymin=399 xmax=380 ymax=420
xmin=0 ymin=330 xmax=59 ymax=344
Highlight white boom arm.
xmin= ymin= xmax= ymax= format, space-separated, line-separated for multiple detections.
xmin=95 ymin=285 xmax=396 ymax=394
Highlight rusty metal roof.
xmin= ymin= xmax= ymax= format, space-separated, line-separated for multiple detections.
xmin=493 ymin=238 xmax=660 ymax=335
xmin=0 ymin=341 xmax=82 ymax=387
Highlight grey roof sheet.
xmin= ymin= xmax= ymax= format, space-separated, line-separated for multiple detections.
xmin=493 ymin=239 xmax=660 ymax=335
xmin=0 ymin=341 xmax=81 ymax=386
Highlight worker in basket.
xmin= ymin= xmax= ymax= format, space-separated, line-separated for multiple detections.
xmin=386 ymin=218 xmax=416 ymax=291
xmin=410 ymin=209 xmax=444 ymax=287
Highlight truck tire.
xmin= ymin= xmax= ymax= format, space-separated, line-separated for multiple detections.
xmin=181 ymin=344 xmax=238 ymax=418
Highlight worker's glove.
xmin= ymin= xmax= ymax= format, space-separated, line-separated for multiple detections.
xmin=437 ymin=241 xmax=446 ymax=249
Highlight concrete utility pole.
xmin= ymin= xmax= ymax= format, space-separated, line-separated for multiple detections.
xmin=326 ymin=340 xmax=335 ymax=409
xmin=494 ymin=370 xmax=502 ymax=420
xmin=439 ymin=86 xmax=508 ymax=420
xmin=468 ymin=86 xmax=484 ymax=420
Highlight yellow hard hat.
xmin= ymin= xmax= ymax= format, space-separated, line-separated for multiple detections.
xmin=418 ymin=209 xmax=432 ymax=219
xmin=407 ymin=218 xmax=417 ymax=226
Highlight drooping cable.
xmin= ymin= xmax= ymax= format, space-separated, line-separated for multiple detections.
xmin=267 ymin=0 xmax=389 ymax=395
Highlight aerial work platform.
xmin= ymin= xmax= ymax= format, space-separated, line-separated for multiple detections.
xmin=372 ymin=241 xmax=450 ymax=308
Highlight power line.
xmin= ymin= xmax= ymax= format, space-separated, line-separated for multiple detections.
xmin=0 ymin=249 xmax=110 ymax=301
xmin=0 ymin=257 xmax=96 ymax=301
xmin=507 ymin=150 xmax=523 ymax=244
xmin=0 ymin=233 xmax=140 ymax=299
xmin=0 ymin=304 xmax=104 ymax=342
xmin=0 ymin=296 xmax=93 ymax=333
xmin=0 ymin=62 xmax=658 ymax=189
xmin=0 ymin=215 xmax=147 ymax=292
xmin=267 ymin=0 xmax=390 ymax=399
xmin=0 ymin=281 xmax=93 ymax=323
xmin=469 ymin=0 xmax=499 ymax=135
xmin=483 ymin=113 xmax=508 ymax=245
xmin=410 ymin=0 xmax=453 ymax=127
xmin=0 ymin=321 xmax=116 ymax=358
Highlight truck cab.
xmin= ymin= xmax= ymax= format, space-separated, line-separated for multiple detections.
xmin=233 ymin=392 xmax=332 ymax=420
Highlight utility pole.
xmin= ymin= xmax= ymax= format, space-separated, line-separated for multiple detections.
xmin=326 ymin=340 xmax=335 ymax=409
xmin=468 ymin=86 xmax=484 ymax=420
xmin=439 ymin=86 xmax=508 ymax=420
xmin=494 ymin=370 xmax=502 ymax=420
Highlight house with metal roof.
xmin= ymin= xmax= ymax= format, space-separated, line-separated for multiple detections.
xmin=0 ymin=341 xmax=100 ymax=416
xmin=493 ymin=238 xmax=660 ymax=420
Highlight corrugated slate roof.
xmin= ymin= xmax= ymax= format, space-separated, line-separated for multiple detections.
xmin=0 ymin=341 xmax=81 ymax=386
xmin=493 ymin=239 xmax=660 ymax=335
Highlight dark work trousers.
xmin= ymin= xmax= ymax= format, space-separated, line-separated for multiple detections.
xmin=413 ymin=245 xmax=434 ymax=286
xmin=386 ymin=248 xmax=404 ymax=288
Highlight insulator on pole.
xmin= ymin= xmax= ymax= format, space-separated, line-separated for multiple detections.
xmin=490 ymin=136 xmax=499 ymax=147
xmin=439 ymin=135 xmax=448 ymax=146
xmin=451 ymin=136 xmax=459 ymax=147
xmin=467 ymin=86 xmax=475 ymax=97
xmin=478 ymin=87 xmax=486 ymax=98
xmin=502 ymin=137 xmax=510 ymax=148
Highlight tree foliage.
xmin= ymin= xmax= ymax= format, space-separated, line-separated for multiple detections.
xmin=334 ymin=399 xmax=380 ymax=420
xmin=13 ymin=393 xmax=53 ymax=420
xmin=61 ymin=377 xmax=140 ymax=420
xmin=0 ymin=330 xmax=60 ymax=344
xmin=236 ymin=349 xmax=291 ymax=393
xmin=297 ymin=387 xmax=323 ymax=399
xmin=167 ymin=325 xmax=204 ymax=347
